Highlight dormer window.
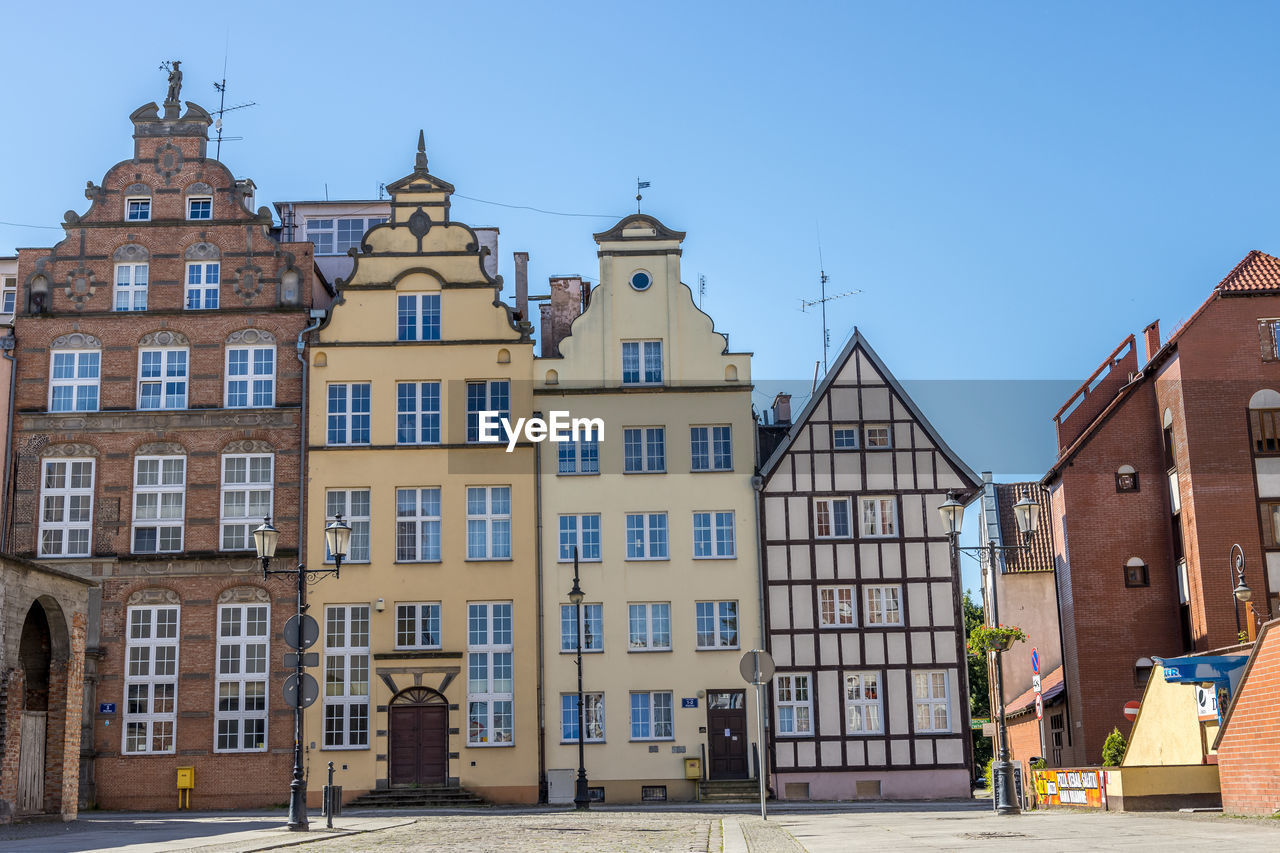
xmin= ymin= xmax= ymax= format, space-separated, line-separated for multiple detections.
xmin=187 ymin=197 xmax=212 ymax=220
xmin=126 ymin=197 xmax=151 ymax=222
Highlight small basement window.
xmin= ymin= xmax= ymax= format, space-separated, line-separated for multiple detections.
xmin=641 ymin=785 xmax=667 ymax=802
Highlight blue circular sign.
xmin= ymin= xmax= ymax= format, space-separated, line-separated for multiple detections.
xmin=1031 ymin=647 xmax=1040 ymax=675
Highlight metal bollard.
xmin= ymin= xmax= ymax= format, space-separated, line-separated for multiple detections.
xmin=325 ymin=761 xmax=335 ymax=829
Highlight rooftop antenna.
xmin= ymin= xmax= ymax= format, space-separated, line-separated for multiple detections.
xmin=378 ymin=183 xmax=387 ymax=200
xmin=799 ymin=229 xmax=861 ymax=374
xmin=211 ymin=48 xmax=256 ymax=161
xmin=636 ymin=178 xmax=650 ymax=213
xmin=698 ymin=274 xmax=707 ymax=309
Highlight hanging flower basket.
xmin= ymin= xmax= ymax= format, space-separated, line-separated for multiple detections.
xmin=968 ymin=624 xmax=1027 ymax=656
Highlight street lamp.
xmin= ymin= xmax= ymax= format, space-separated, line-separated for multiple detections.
xmin=1230 ymin=544 xmax=1252 ymax=637
xmin=940 ymin=489 xmax=1040 ymax=817
xmin=568 ymin=547 xmax=590 ymax=811
xmin=255 ymin=514 xmax=350 ymax=831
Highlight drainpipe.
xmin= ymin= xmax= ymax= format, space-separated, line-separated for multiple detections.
xmin=1 ymin=331 xmax=15 ymax=553
xmin=296 ymin=311 xmax=325 ymax=557
xmin=534 ymin=409 xmax=547 ymax=803
xmin=750 ymin=407 xmax=769 ymax=793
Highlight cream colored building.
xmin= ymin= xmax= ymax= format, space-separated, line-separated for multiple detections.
xmin=534 ymin=214 xmax=760 ymax=803
xmin=303 ymin=137 xmax=539 ymax=803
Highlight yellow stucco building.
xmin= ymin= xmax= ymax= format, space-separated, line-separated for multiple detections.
xmin=534 ymin=215 xmax=761 ymax=802
xmin=304 ymin=138 xmax=539 ymax=803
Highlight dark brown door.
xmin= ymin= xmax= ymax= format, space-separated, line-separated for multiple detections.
xmin=706 ymin=690 xmax=748 ymax=779
xmin=389 ymin=703 xmax=447 ymax=786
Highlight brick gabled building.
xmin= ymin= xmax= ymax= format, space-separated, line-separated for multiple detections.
xmin=1043 ymin=250 xmax=1280 ymax=766
xmin=7 ymin=73 xmax=325 ymax=809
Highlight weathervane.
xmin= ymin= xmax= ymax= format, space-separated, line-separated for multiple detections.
xmin=636 ymin=178 xmax=650 ymax=213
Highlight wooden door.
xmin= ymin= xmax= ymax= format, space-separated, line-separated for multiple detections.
xmin=706 ymin=690 xmax=748 ymax=779
xmin=19 ymin=711 xmax=46 ymax=813
xmin=389 ymin=703 xmax=447 ymax=786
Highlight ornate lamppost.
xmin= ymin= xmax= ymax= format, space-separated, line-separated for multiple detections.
xmin=254 ymin=514 xmax=351 ymax=832
xmin=939 ymin=491 xmax=1040 ymax=817
xmin=568 ymin=546 xmax=590 ymax=810
xmin=1230 ymin=543 xmax=1253 ymax=638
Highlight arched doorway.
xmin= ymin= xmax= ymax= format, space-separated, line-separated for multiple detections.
xmin=17 ymin=603 xmax=53 ymax=814
xmin=388 ymin=686 xmax=447 ymax=787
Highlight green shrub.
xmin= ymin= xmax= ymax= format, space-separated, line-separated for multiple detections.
xmin=1102 ymin=727 xmax=1128 ymax=767
xmin=982 ymin=757 xmax=994 ymax=790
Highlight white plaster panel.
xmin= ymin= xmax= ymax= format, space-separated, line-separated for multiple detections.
xmin=791 ymin=587 xmax=814 ymax=630
xmin=787 ymin=497 xmax=810 ymax=540
xmin=864 ymin=633 xmax=885 ymax=666
xmin=891 ymin=739 xmax=911 ymax=766
xmin=856 ymin=352 xmax=883 ymax=384
xmin=773 ymin=636 xmax=793 ymax=667
xmin=820 ymin=740 xmax=843 ymax=767
xmin=840 ymin=634 xmax=861 ymax=665
xmin=914 ymin=452 xmax=935 ymax=489
xmin=936 ymin=738 xmax=963 ymax=764
xmin=777 ymin=740 xmax=795 ymax=768
xmin=794 ymin=633 xmax=816 ymax=667
xmin=813 ymin=465 xmax=832 ymax=494
xmin=919 ymin=739 xmax=936 ymax=765
xmin=764 ymin=545 xmax=786 ymax=581
xmin=794 ymin=459 xmax=813 ymax=493
xmin=813 ymin=543 xmax=833 ymax=580
xmin=765 ymin=498 xmax=788 ymax=540
xmin=796 ymin=740 xmax=817 ymax=767
xmin=820 ymin=632 xmax=840 ymax=667
xmin=833 ymin=452 xmax=862 ymax=492
xmin=948 ymin=670 xmax=961 ymax=734
xmin=811 ymin=424 xmax=830 ymax=452
xmin=790 ymin=544 xmax=812 ymax=580
xmin=831 ymin=388 xmax=861 ymax=420
xmin=905 ymin=543 xmax=928 ymax=578
xmin=934 ymin=632 xmax=957 ymax=664
xmin=835 ymin=544 xmax=856 ymax=580
xmin=819 ymin=670 xmax=841 ymax=736
xmin=936 ymin=467 xmax=965 ymax=490
xmin=910 ymin=631 xmax=933 ymax=664
xmin=768 ymin=586 xmax=792 ymax=630
xmin=912 ymin=425 xmax=935 ymax=450
xmin=838 ymin=356 xmax=862 ymax=384
xmin=886 ymin=632 xmax=907 ymax=665
xmin=865 ymin=453 xmax=894 ymax=490
xmin=862 ymin=387 xmax=891 ymax=419
xmin=931 ymin=583 xmax=955 ymax=627
xmin=929 ymin=542 xmax=953 ymax=577
xmin=859 ymin=544 xmax=881 ymax=579
xmin=765 ymin=458 xmax=792 ymax=494
xmin=880 ymin=545 xmax=902 ymax=579
xmin=902 ymin=494 xmax=924 ymax=538
xmin=894 ymin=451 xmax=914 ymax=483
xmin=847 ymin=739 xmax=865 ymax=766
xmin=887 ymin=670 xmax=908 ymax=734
xmin=792 ymin=428 xmax=812 ymax=452
xmin=866 ymin=739 xmax=886 ymax=766
xmin=908 ymin=583 xmax=930 ymax=625
xmin=1257 ymin=458 xmax=1280 ymax=498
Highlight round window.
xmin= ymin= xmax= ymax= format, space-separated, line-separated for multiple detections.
xmin=630 ymin=271 xmax=652 ymax=291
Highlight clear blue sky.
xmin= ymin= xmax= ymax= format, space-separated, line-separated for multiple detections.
xmin=3 ymin=1 xmax=1277 ymax=500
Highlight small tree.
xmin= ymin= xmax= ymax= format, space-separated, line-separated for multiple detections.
xmin=1101 ymin=727 xmax=1128 ymax=767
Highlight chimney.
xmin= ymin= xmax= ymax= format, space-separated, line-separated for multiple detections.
xmin=540 ymin=303 xmax=554 ymax=358
xmin=545 ymin=276 xmax=584 ymax=358
xmin=513 ymin=252 xmax=529 ymax=321
xmin=1143 ymin=320 xmax=1161 ymax=362
xmin=771 ymin=393 xmax=792 ymax=426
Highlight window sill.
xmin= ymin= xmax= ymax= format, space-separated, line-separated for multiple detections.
xmin=863 ymin=622 xmax=904 ymax=629
xmin=691 ymin=468 xmax=734 ymax=474
xmin=629 ymin=738 xmax=675 ymax=743
xmin=559 ymin=649 xmax=604 ymax=655
xmin=394 ymin=560 xmax=443 ymax=565
xmin=624 ymin=557 xmax=671 ymax=562
xmin=557 ymin=558 xmax=602 ymax=564
xmin=320 ymin=744 xmax=371 ymax=751
xmin=818 ymin=624 xmax=857 ymax=630
xmin=464 ymin=557 xmax=514 ymax=563
xmin=776 ymin=732 xmax=814 ymax=739
xmin=695 ymin=646 xmax=741 ymax=652
xmin=465 ymin=741 xmax=515 ymax=748
xmin=623 ymin=470 xmax=667 ymax=475
xmin=692 ymin=555 xmax=738 ymax=561
xmin=556 ymin=471 xmax=601 ymax=477
xmin=627 ymin=648 xmax=673 ymax=653
xmin=559 ymin=740 xmax=606 ymax=745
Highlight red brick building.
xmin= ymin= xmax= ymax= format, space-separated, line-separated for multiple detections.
xmin=7 ymin=74 xmax=326 ymax=809
xmin=1215 ymin=617 xmax=1280 ymax=816
xmin=1043 ymin=250 xmax=1280 ymax=766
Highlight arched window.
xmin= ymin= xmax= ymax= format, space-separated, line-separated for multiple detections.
xmin=184 ymin=242 xmax=221 ymax=310
xmin=137 ymin=331 xmax=190 ymax=410
xmin=225 ymin=329 xmax=276 ymax=408
xmin=1248 ymin=389 xmax=1280 ymax=453
xmin=1124 ymin=557 xmax=1149 ymax=588
xmin=123 ymin=588 xmax=180 ymax=754
xmin=1116 ymin=464 xmax=1139 ymax=492
xmin=132 ymin=442 xmax=187 ymax=554
xmin=124 ymin=183 xmax=152 ymax=222
xmin=1135 ymin=656 xmax=1154 ymax=687
xmin=185 ymin=182 xmax=213 ymax=221
xmin=113 ymin=244 xmax=150 ymax=312
xmin=49 ymin=332 xmax=101 ymax=413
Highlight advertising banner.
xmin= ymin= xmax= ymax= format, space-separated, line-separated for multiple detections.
xmin=1032 ymin=768 xmax=1105 ymax=808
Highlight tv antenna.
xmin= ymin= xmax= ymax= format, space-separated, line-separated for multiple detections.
xmin=211 ymin=54 xmax=256 ymax=161
xmin=800 ymin=235 xmax=860 ymax=373
xmin=698 ymin=274 xmax=707 ymax=309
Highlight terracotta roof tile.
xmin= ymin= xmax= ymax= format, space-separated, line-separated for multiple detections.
xmin=995 ymin=482 xmax=1055 ymax=574
xmin=1216 ymin=249 xmax=1280 ymax=293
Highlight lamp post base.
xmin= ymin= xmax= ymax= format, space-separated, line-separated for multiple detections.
xmin=991 ymin=760 xmax=1020 ymax=816
xmin=288 ymin=782 xmax=309 ymax=831
xmin=574 ymin=771 xmax=590 ymax=811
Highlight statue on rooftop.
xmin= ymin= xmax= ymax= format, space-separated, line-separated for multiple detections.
xmin=164 ymin=60 xmax=183 ymax=104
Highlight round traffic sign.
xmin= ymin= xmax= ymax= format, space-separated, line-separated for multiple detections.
xmin=283 ymin=672 xmax=320 ymax=709
xmin=1031 ymin=647 xmax=1040 ymax=675
xmin=284 ymin=613 xmax=320 ymax=650
xmin=1035 ymin=694 xmax=1044 ymax=721
xmin=1123 ymin=700 xmax=1140 ymax=721
xmin=739 ymin=649 xmax=776 ymax=685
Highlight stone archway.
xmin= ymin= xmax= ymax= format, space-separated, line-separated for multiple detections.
xmin=387 ymin=686 xmax=448 ymax=787
xmin=17 ymin=603 xmax=53 ymax=814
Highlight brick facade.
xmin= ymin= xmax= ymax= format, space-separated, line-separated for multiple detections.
xmin=1217 ymin=618 xmax=1280 ymax=816
xmin=7 ymin=82 xmax=325 ymax=810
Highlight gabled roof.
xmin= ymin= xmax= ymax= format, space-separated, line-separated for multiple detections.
xmin=759 ymin=328 xmax=981 ymax=492
xmin=592 ymin=213 xmax=686 ymax=244
xmin=1215 ymin=249 xmax=1280 ymax=294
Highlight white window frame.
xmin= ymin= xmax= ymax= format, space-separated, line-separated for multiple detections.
xmin=125 ymin=196 xmax=151 ymax=222
xmin=467 ymin=601 xmax=514 ymax=746
xmin=215 ymin=603 xmax=269 ymax=753
xmin=396 ymin=381 xmax=441 ymax=445
xmin=690 ymin=425 xmax=733 ymax=471
xmin=39 ymin=457 xmax=94 ymax=557
xmin=695 ymin=600 xmax=739 ymax=650
xmin=466 ymin=380 xmax=510 ymax=443
xmin=864 ymin=424 xmax=893 ymax=449
xmin=621 ymin=339 xmax=663 ymax=385
xmin=307 ymin=216 xmax=387 ymax=256
xmin=123 ymin=604 xmax=179 ymax=754
xmin=692 ymin=510 xmax=736 ymax=558
xmin=814 ymin=497 xmax=852 ymax=539
xmin=396 ymin=487 xmax=442 ymax=562
xmin=187 ymin=196 xmax=213 ymax=220
xmin=557 ymin=435 xmax=600 ymax=475
xmin=397 ymin=293 xmax=441 ymax=342
xmin=114 ymin=262 xmax=149 ymax=311
xmin=625 ymin=512 xmax=668 ymax=560
xmin=185 ymin=261 xmax=220 ymax=310
xmin=818 ymin=586 xmax=856 ymax=628
xmin=629 ymin=691 xmax=674 ymax=741
xmin=913 ymin=670 xmax=951 ymax=733
xmin=864 ymin=585 xmax=903 ymax=626
xmin=623 ymin=427 xmax=666 ymax=473
xmin=845 ymin=671 xmax=883 ymax=735
xmin=323 ymin=604 xmax=371 ymax=749
xmin=395 ymin=602 xmax=442 ymax=650
xmin=225 ymin=345 xmax=275 ymax=408
xmin=220 ymin=453 xmax=273 ymax=551
xmin=628 ymin=602 xmax=672 ymax=652
xmin=138 ymin=347 xmax=188 ymax=410
xmin=860 ymin=496 xmax=897 ymax=537
xmin=775 ymin=673 xmax=813 ymax=736
xmin=49 ymin=349 xmax=100 ymax=413
xmin=132 ymin=456 xmax=185 ymax=554
xmin=325 ymin=489 xmax=370 ymax=563
xmin=558 ymin=514 xmax=601 ymax=562
xmin=833 ymin=426 xmax=860 ymax=449
xmin=561 ymin=692 xmax=605 ymax=743
xmin=466 ymin=486 xmax=512 ymax=560
xmin=327 ymin=382 xmax=371 ymax=446
xmin=2 ymin=275 xmax=18 ymax=314
xmin=560 ymin=603 xmax=604 ymax=653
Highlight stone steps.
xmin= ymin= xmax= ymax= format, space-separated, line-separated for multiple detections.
xmin=347 ymin=785 xmax=487 ymax=808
